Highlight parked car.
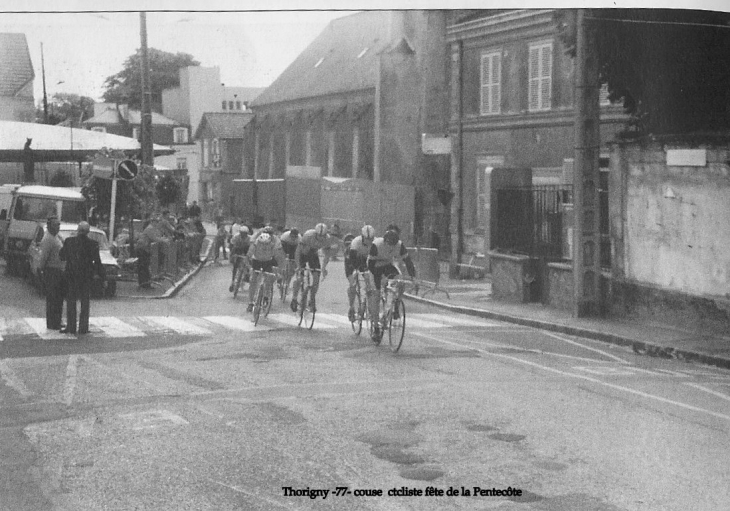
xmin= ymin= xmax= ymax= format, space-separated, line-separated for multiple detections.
xmin=28 ymin=223 xmax=120 ymax=297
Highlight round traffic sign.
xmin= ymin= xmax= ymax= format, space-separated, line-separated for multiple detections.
xmin=117 ymin=160 xmax=138 ymax=180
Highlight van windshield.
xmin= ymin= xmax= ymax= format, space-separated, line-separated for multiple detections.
xmin=13 ymin=197 xmax=86 ymax=223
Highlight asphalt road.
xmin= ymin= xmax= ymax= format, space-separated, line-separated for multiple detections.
xmin=1 ymin=259 xmax=729 ymax=510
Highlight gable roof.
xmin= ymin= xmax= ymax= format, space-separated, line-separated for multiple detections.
xmin=250 ymin=11 xmax=394 ymax=107
xmin=83 ymin=106 xmax=179 ymax=126
xmin=0 ymin=33 xmax=35 ymax=96
xmin=194 ymin=112 xmax=253 ymax=140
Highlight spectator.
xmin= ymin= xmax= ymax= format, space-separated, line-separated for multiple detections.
xmin=59 ymin=222 xmax=106 ymax=335
xmin=188 ymin=200 xmax=201 ymax=219
xmin=136 ymin=214 xmax=168 ymax=289
xmin=38 ymin=216 xmax=66 ymax=331
xmin=214 ymin=223 xmax=228 ymax=262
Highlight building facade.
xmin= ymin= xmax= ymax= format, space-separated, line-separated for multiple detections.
xmin=247 ymin=11 xmax=451 ymax=245
xmin=446 ymin=10 xmax=629 ymax=264
xmin=0 ymin=33 xmax=35 ymax=123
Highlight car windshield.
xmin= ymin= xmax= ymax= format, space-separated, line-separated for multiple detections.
xmin=13 ymin=197 xmax=86 ymax=223
xmin=58 ymin=230 xmax=111 ymax=251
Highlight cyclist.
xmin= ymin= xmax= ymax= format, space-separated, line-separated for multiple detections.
xmin=367 ymin=225 xmax=415 ymax=341
xmin=346 ymin=225 xmax=375 ymax=322
xmin=228 ymin=225 xmax=251 ymax=292
xmin=279 ymin=227 xmax=300 ymax=287
xmin=247 ymin=226 xmax=281 ymax=312
xmin=290 ymin=222 xmax=336 ymax=313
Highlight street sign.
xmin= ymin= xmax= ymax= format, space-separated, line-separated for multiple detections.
xmin=92 ymin=156 xmax=114 ymax=179
xmin=117 ymin=160 xmax=138 ymax=180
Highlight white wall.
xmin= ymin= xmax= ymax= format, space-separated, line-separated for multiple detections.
xmin=625 ymin=147 xmax=730 ymax=298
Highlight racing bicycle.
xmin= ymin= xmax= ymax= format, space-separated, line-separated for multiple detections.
xmin=279 ymin=258 xmax=297 ymax=302
xmin=372 ymin=275 xmax=410 ymax=352
xmin=251 ymin=269 xmax=277 ymax=326
xmin=296 ymin=267 xmax=322 ymax=330
xmin=230 ymin=254 xmax=251 ymax=299
xmin=350 ymin=269 xmax=371 ymax=335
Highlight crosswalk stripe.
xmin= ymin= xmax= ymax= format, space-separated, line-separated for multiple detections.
xmin=267 ymin=313 xmax=337 ymax=329
xmin=203 ymin=316 xmax=270 ymax=332
xmin=412 ymin=314 xmax=501 ymax=328
xmin=89 ymin=317 xmax=146 ymax=337
xmin=23 ymin=318 xmax=68 ymax=340
xmin=145 ymin=316 xmax=213 ymax=335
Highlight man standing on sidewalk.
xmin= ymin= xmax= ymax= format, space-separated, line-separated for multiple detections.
xmin=37 ymin=216 xmax=66 ymax=330
xmin=59 ymin=221 xmax=106 ymax=335
xmin=136 ymin=214 xmax=167 ymax=289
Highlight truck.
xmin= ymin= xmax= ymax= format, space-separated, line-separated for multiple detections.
xmin=1 ymin=185 xmax=88 ymax=276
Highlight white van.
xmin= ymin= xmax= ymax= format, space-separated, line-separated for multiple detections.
xmin=3 ymin=185 xmax=88 ymax=276
xmin=0 ymin=184 xmax=21 ymax=254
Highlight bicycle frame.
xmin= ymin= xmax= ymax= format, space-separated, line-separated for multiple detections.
xmin=379 ymin=276 xmax=409 ymax=352
xmin=296 ymin=267 xmax=320 ymax=329
xmin=351 ymin=269 xmax=371 ymax=335
xmin=251 ymin=270 xmax=276 ymax=325
xmin=279 ymin=258 xmax=296 ymax=302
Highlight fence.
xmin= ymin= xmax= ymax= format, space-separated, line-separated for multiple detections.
xmin=493 ymin=185 xmax=573 ymax=260
xmin=408 ymin=246 xmax=450 ymax=299
xmin=117 ymin=233 xmax=206 ymax=286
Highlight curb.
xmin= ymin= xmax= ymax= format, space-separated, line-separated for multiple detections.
xmin=403 ymin=293 xmax=730 ymax=371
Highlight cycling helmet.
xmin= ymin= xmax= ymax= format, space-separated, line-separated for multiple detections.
xmin=343 ymin=233 xmax=355 ymax=245
xmin=361 ymin=224 xmax=375 ymax=239
xmin=262 ymin=225 xmax=274 ymax=235
xmin=289 ymin=228 xmax=299 ymax=237
xmin=314 ymin=223 xmax=328 ymax=236
xmin=383 ymin=229 xmax=400 ymax=246
xmin=258 ymin=233 xmax=272 ymax=244
xmin=240 ymin=226 xmax=250 ymax=235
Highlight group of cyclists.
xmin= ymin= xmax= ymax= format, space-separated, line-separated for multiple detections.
xmin=226 ymin=220 xmax=415 ymax=341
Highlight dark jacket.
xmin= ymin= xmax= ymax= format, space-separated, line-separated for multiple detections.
xmin=59 ymin=234 xmax=105 ymax=282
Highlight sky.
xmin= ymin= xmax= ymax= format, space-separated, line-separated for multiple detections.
xmin=1 ymin=0 xmax=727 ymax=104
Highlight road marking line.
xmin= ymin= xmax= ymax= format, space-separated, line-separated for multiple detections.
xmin=267 ymin=313 xmax=336 ymax=329
xmin=62 ymin=355 xmax=78 ymax=406
xmin=89 ymin=317 xmax=146 ymax=337
xmin=412 ymin=331 xmax=730 ymax=424
xmin=416 ymin=314 xmax=502 ymax=327
xmin=684 ymin=382 xmax=730 ymax=404
xmin=79 ymin=355 xmax=162 ymax=391
xmin=542 ymin=331 xmax=629 ymax=363
xmin=179 ymin=467 xmax=291 ymax=508
xmin=144 ymin=316 xmax=213 ymax=335
xmin=23 ymin=318 xmax=67 ymax=340
xmin=0 ymin=359 xmax=33 ymax=397
xmin=203 ymin=316 xmax=271 ymax=332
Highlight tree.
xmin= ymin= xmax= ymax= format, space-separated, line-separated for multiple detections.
xmin=81 ymin=165 xmax=159 ymax=224
xmin=155 ymin=173 xmax=182 ymax=207
xmin=36 ymin=92 xmax=95 ymax=126
xmin=49 ymin=170 xmax=74 ymax=187
xmin=101 ymin=48 xmax=200 ymax=112
xmin=556 ymin=9 xmax=730 ymax=136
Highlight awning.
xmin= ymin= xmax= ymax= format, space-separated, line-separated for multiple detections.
xmin=0 ymin=121 xmax=175 ymax=162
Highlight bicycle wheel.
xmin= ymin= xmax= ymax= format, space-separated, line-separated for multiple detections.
xmin=298 ymin=288 xmax=308 ymax=327
xmin=388 ymin=299 xmax=406 ymax=352
xmin=253 ymin=284 xmax=263 ymax=326
xmin=351 ymin=283 xmax=362 ymax=335
xmin=264 ymin=281 xmax=274 ymax=317
xmin=368 ymin=300 xmax=382 ymax=346
xmin=303 ymin=289 xmax=316 ymax=330
xmin=233 ymin=266 xmax=243 ymax=298
xmin=282 ymin=270 xmax=291 ymax=302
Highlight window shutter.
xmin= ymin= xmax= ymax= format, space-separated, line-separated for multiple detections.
xmin=481 ymin=52 xmax=501 ymax=115
xmin=529 ymin=46 xmax=540 ymax=111
xmin=540 ymin=45 xmax=552 ymax=109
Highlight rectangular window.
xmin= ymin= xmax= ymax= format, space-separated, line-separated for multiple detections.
xmin=528 ymin=41 xmax=552 ymax=112
xmin=132 ymin=127 xmax=140 ymax=140
xmin=228 ymin=101 xmax=234 ymax=110
xmin=212 ymin=139 xmax=221 ymax=168
xmin=202 ymin=139 xmax=209 ymax=167
xmin=222 ymin=101 xmax=227 ymax=110
xmin=91 ymin=126 xmax=106 ymax=133
xmin=173 ymin=127 xmax=188 ymax=144
xmin=235 ymin=101 xmax=242 ymax=110
xmin=176 ymin=157 xmax=187 ymax=170
xmin=480 ymin=51 xmax=501 ymax=115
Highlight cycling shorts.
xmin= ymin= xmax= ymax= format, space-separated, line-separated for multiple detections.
xmin=251 ymin=258 xmax=277 ymax=274
xmin=345 ymin=257 xmax=368 ymax=278
xmin=370 ymin=264 xmax=399 ymax=291
xmin=298 ymin=250 xmax=321 ymax=271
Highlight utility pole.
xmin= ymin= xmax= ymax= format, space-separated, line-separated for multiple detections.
xmin=41 ymin=43 xmax=48 ymax=124
xmin=573 ymin=9 xmax=601 ymax=317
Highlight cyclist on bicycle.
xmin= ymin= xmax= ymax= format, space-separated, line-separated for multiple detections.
xmin=290 ymin=222 xmax=336 ymax=313
xmin=367 ymin=225 xmax=415 ymax=340
xmin=247 ymin=226 xmax=281 ymax=312
xmin=346 ymin=225 xmax=375 ymax=322
xmin=228 ymin=226 xmax=251 ymax=292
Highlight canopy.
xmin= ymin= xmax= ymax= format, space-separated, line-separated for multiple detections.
xmin=0 ymin=121 xmax=175 ymax=162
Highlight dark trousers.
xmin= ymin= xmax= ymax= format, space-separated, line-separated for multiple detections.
xmin=43 ymin=268 xmax=65 ymax=329
xmin=65 ymin=277 xmax=92 ymax=334
xmin=137 ymin=248 xmax=151 ymax=286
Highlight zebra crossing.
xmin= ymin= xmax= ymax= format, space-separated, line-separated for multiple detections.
xmin=0 ymin=313 xmax=504 ymax=341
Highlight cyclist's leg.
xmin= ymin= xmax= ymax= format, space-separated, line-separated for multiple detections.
xmin=230 ymin=255 xmax=240 ymax=291
xmin=307 ymin=251 xmax=322 ymax=308
xmin=368 ymin=268 xmax=384 ymax=335
xmin=345 ymin=260 xmax=357 ymax=315
xmin=291 ymin=254 xmax=304 ymax=312
xmin=248 ymin=260 xmax=262 ymax=310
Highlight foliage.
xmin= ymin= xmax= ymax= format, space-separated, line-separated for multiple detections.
xmin=155 ymin=173 xmax=182 ymax=206
xmin=48 ymin=170 xmax=74 ymax=187
xmin=35 ymin=92 xmax=95 ymax=126
xmin=81 ymin=164 xmax=159 ymax=222
xmin=101 ymin=48 xmax=200 ymax=112
xmin=556 ymin=9 xmax=730 ymax=136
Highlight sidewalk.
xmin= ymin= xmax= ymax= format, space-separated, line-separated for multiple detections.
xmin=402 ymin=274 xmax=730 ymax=370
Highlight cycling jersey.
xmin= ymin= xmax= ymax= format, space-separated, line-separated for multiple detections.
xmin=249 ymin=234 xmax=280 ymax=261
xmin=367 ymin=238 xmax=409 ymax=269
xmin=347 ymin=235 xmax=371 ymax=270
xmin=229 ymin=234 xmax=250 ymax=256
xmin=280 ymin=230 xmax=301 ymax=259
xmin=298 ymin=229 xmax=336 ymax=255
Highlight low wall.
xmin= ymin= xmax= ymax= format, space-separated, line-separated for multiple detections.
xmin=545 ymin=262 xmax=573 ymax=310
xmin=488 ymin=251 xmax=537 ymax=303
